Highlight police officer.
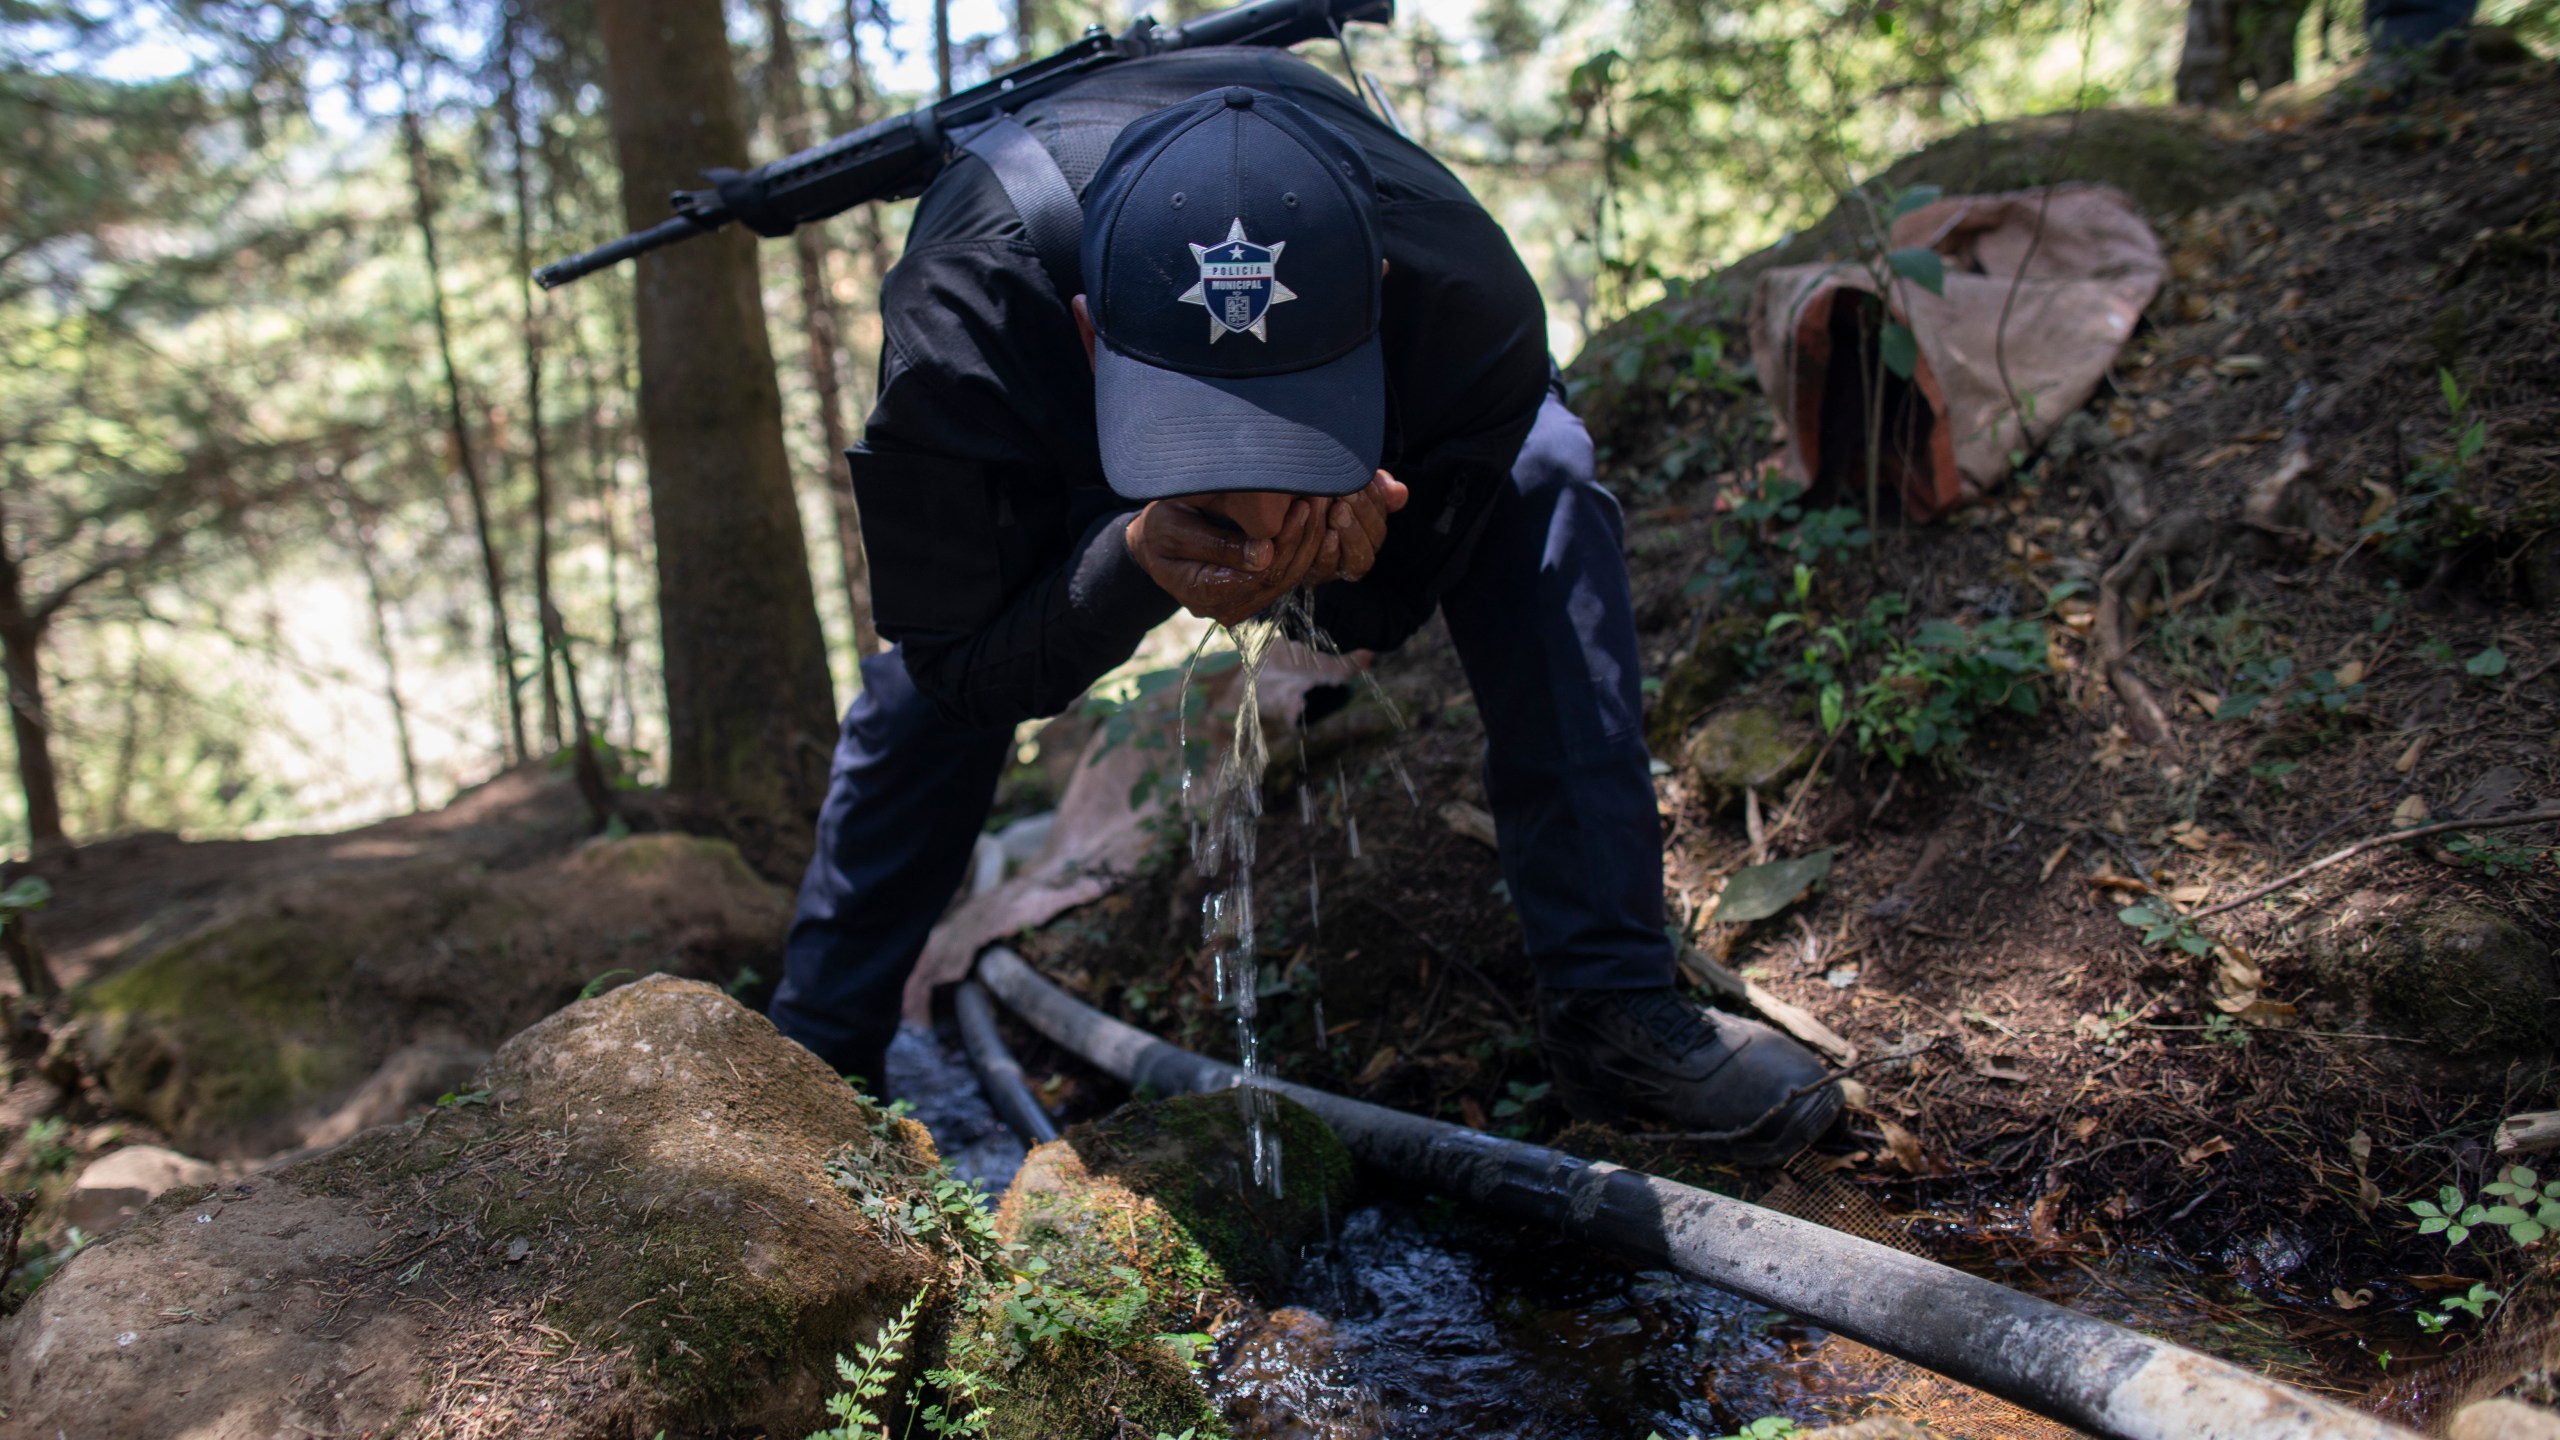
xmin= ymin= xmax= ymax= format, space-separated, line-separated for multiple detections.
xmin=768 ymin=48 xmax=1841 ymax=1164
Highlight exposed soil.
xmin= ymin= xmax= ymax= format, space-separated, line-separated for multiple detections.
xmin=1005 ymin=61 xmax=2560 ymax=1431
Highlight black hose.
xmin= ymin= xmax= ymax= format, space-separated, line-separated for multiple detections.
xmin=953 ymin=978 xmax=1061 ymax=1146
xmin=973 ymin=946 xmax=2415 ymax=1440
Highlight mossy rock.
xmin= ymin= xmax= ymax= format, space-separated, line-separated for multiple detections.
xmin=2370 ymin=902 xmax=2557 ymax=1054
xmin=82 ymin=901 xmax=408 ymax=1155
xmin=1 ymin=977 xmax=953 ymax=1438
xmin=75 ymin=834 xmax=791 ymax=1157
xmin=1682 ymin=705 xmax=1816 ymax=813
xmin=971 ymin=1092 xmax=1356 ymax=1440
xmin=1647 ymin=614 xmax=1763 ymax=756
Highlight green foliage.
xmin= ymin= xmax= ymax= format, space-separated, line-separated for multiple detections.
xmin=1080 ymin=653 xmax=1232 ymax=811
xmin=577 ymin=969 xmax=635 ymax=1000
xmin=2361 ymin=370 xmax=2489 ymax=564
xmin=2201 ymin=1012 xmax=2251 ymax=1048
xmin=2117 ymin=903 xmax=2214 ymax=958
xmin=2409 ymin=1165 xmax=2560 ymax=1252
xmin=1848 ymin=615 xmax=2046 ymax=765
xmin=809 ymin=1284 xmax=928 ymax=1439
xmin=0 ymin=877 xmax=52 ymax=932
xmin=2443 ymin=834 xmax=2549 ymax=877
xmin=21 ymin=1116 xmax=77 ymax=1176
xmin=2416 ymin=1283 xmax=2501 ymax=1338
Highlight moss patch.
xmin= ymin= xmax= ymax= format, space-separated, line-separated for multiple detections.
xmin=1682 ymin=704 xmax=1815 ymax=812
xmin=82 ymin=914 xmax=369 ymax=1150
xmin=967 ymin=1094 xmax=1357 ymax=1440
xmin=71 ymin=835 xmax=791 ymax=1158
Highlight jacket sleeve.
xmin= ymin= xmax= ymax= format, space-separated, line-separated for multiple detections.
xmin=853 ymin=231 xmax=1177 ymax=728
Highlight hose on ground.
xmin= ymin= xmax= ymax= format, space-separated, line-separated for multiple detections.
xmin=971 ymin=945 xmax=2416 ymax=1440
xmin=953 ymin=978 xmax=1061 ymax=1146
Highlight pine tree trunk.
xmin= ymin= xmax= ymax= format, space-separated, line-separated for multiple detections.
xmin=398 ymin=98 xmax=529 ymax=765
xmin=762 ymin=0 xmax=881 ymax=658
xmin=0 ymin=616 xmax=61 ymax=851
xmin=502 ymin=7 xmax=564 ymax=751
xmin=935 ymin=0 xmax=954 ymax=97
xmin=338 ymin=487 xmax=425 ymax=813
xmin=596 ymin=0 xmax=839 ymax=858
xmin=0 ymin=501 xmax=62 ymax=850
xmin=2178 ymin=0 xmax=2307 ymax=103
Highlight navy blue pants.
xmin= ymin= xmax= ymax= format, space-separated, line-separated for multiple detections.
xmin=2369 ymin=0 xmax=2476 ymax=48
xmin=771 ymin=391 xmax=1673 ymax=1082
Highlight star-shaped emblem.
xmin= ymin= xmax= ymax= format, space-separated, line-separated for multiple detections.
xmin=1178 ymin=218 xmax=1296 ymax=343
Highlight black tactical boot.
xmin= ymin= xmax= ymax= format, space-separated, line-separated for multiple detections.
xmin=1536 ymin=986 xmax=1842 ymax=1165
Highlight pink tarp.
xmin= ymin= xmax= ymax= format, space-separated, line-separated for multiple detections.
xmin=1747 ymin=184 xmax=2168 ymax=519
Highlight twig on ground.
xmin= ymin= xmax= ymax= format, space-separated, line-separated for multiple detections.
xmin=2188 ymin=804 xmax=2560 ymax=921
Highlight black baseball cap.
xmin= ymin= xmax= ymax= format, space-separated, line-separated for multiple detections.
xmin=1080 ymin=86 xmax=1385 ymax=502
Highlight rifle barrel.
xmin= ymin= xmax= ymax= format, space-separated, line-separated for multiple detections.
xmin=535 ymin=213 xmax=724 ymax=291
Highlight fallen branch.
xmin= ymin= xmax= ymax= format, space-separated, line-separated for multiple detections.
xmin=2187 ymin=805 xmax=2560 ymax=921
xmin=2094 ymin=509 xmax=2212 ymax=747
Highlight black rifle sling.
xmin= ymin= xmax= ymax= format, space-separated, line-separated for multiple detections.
xmin=956 ymin=115 xmax=1084 ymax=305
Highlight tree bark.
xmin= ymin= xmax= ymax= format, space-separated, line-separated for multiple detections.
xmin=935 ymin=0 xmax=954 ymax=97
xmin=337 ymin=484 xmax=425 ymax=813
xmin=596 ymin=0 xmax=839 ymax=855
xmin=502 ymin=6 xmax=564 ymax=752
xmin=0 ymin=609 xmax=61 ymax=852
xmin=762 ymin=0 xmax=881 ymax=658
xmin=399 ymin=97 xmax=530 ymax=765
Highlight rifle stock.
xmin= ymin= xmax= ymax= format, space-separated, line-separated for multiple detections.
xmin=536 ymin=0 xmax=1392 ymax=289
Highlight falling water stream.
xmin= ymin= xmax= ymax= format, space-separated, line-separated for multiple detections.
xmin=1189 ymin=609 xmax=1288 ymax=1195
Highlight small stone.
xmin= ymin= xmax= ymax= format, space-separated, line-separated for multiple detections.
xmin=505 ymin=1238 xmax=531 ymax=1264
xmin=1682 ymin=705 xmax=1816 ymax=813
xmin=65 ymin=1145 xmax=219 ymax=1235
xmin=2451 ymin=1397 xmax=2560 ymax=1440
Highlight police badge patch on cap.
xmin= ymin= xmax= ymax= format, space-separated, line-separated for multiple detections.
xmin=1179 ymin=218 xmax=1296 ymax=343
xmin=1082 ymin=87 xmax=1385 ymax=500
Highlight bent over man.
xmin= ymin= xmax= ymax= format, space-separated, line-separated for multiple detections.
xmin=767 ymin=47 xmax=1840 ymax=1164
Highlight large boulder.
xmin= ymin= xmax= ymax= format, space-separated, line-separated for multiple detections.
xmin=967 ymin=1091 xmax=1357 ymax=1440
xmin=76 ymin=834 xmax=790 ymax=1157
xmin=0 ymin=976 xmax=950 ymax=1438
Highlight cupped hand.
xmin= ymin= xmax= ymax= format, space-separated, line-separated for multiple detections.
xmin=1125 ymin=496 xmax=1326 ymax=626
xmin=1306 ymin=470 xmax=1408 ymax=585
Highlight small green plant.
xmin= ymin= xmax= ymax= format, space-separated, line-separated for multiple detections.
xmin=2416 ymin=1282 xmax=2501 ymax=1338
xmin=2445 ymin=834 xmax=2549 ymax=877
xmin=2465 ymin=645 xmax=2508 ymax=680
xmin=2117 ymin=903 xmax=2215 ymax=958
xmin=2362 ymin=369 xmax=2488 ymax=564
xmin=21 ymin=1116 xmax=77 ymax=1176
xmin=2201 ymin=1013 xmax=2251 ymax=1048
xmin=1716 ymin=1418 xmax=1804 ymax=1440
xmin=1846 ymin=615 xmax=2045 ymax=765
xmin=811 ymin=1284 xmax=929 ymax=1439
xmin=2481 ymin=1165 xmax=2560 ymax=1243
xmin=2405 ymin=1167 xmax=2560 ymax=1253
xmin=1490 ymin=1079 xmax=1552 ymax=1138
xmin=578 ymin=968 xmax=635 ymax=1000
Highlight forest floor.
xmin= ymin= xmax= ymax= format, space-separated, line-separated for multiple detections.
xmin=0 ymin=53 xmax=2554 ymax=1440
xmin=998 ymin=59 xmax=2560 ymax=1433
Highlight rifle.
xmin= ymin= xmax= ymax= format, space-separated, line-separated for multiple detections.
xmin=536 ymin=0 xmax=1394 ymax=289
